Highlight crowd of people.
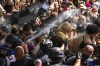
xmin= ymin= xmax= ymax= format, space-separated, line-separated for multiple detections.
xmin=0 ymin=0 xmax=100 ymax=66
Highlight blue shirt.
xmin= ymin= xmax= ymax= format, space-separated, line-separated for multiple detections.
xmin=0 ymin=45 xmax=15 ymax=58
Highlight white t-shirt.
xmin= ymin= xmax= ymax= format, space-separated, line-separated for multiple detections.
xmin=6 ymin=55 xmax=16 ymax=66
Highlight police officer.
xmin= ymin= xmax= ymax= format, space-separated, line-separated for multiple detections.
xmin=48 ymin=47 xmax=66 ymax=66
xmin=37 ymin=39 xmax=53 ymax=66
xmin=48 ymin=47 xmax=83 ymax=66
xmin=40 ymin=39 xmax=53 ymax=56
xmin=32 ymin=38 xmax=53 ymax=66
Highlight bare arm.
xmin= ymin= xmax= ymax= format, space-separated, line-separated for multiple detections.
xmin=74 ymin=59 xmax=81 ymax=66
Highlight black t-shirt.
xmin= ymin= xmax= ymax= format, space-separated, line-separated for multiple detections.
xmin=10 ymin=57 xmax=34 ymax=66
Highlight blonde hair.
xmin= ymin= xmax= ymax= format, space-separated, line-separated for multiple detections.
xmin=56 ymin=31 xmax=66 ymax=40
xmin=58 ymin=22 xmax=75 ymax=33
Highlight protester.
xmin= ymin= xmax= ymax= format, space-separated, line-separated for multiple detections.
xmin=19 ymin=0 xmax=25 ymax=10
xmin=4 ymin=0 xmax=13 ymax=16
xmin=10 ymin=46 xmax=34 ymax=66
xmin=0 ymin=8 xmax=6 ymax=22
xmin=0 ymin=0 xmax=100 ymax=66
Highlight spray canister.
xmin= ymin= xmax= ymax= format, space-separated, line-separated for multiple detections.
xmin=88 ymin=58 xmax=94 ymax=66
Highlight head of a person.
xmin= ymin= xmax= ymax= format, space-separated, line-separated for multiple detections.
xmin=54 ymin=2 xmax=59 ymax=9
xmin=79 ymin=4 xmax=87 ymax=10
xmin=81 ymin=45 xmax=94 ymax=55
xmin=15 ymin=46 xmax=25 ymax=60
xmin=61 ymin=2 xmax=68 ymax=8
xmin=92 ymin=6 xmax=98 ymax=13
xmin=5 ymin=34 xmax=22 ymax=49
xmin=11 ymin=26 xmax=19 ymax=35
xmin=78 ymin=15 xmax=86 ymax=25
xmin=40 ymin=39 xmax=53 ymax=53
xmin=56 ymin=31 xmax=66 ymax=40
xmin=0 ymin=25 xmax=11 ymax=37
xmin=48 ymin=30 xmax=55 ymax=38
xmin=86 ymin=24 xmax=100 ymax=37
xmin=49 ymin=47 xmax=64 ymax=61
xmin=81 ymin=45 xmax=94 ymax=64
xmin=23 ymin=24 xmax=33 ymax=36
xmin=36 ymin=34 xmax=46 ymax=43
xmin=58 ymin=22 xmax=76 ymax=34
xmin=20 ymin=30 xmax=27 ymax=40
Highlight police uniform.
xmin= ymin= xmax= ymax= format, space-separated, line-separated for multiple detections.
xmin=48 ymin=47 xmax=68 ymax=66
xmin=39 ymin=39 xmax=53 ymax=66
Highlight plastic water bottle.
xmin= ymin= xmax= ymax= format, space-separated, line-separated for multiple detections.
xmin=88 ymin=58 xmax=94 ymax=66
